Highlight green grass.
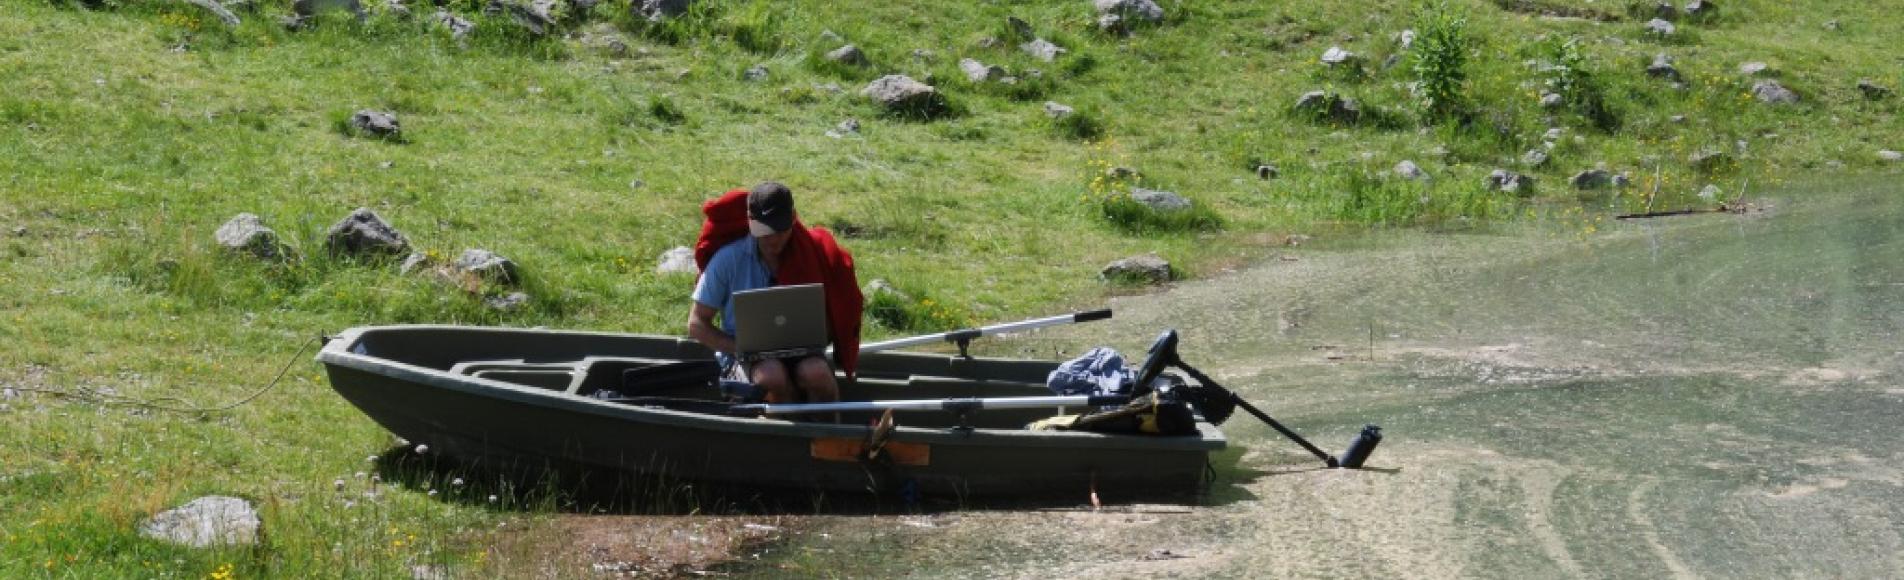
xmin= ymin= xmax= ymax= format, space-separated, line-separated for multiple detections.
xmin=3 ymin=0 xmax=1902 ymax=576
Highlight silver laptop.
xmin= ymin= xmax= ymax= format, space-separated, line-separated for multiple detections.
xmin=732 ymin=283 xmax=829 ymax=362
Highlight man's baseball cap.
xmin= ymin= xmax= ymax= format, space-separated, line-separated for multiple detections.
xmin=747 ymin=181 xmax=796 ymax=236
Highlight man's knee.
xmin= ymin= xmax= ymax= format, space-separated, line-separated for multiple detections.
xmin=795 ymin=357 xmax=835 ymax=387
xmin=752 ymin=359 xmax=791 ymax=390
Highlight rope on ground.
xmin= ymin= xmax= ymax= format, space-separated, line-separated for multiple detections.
xmin=5 ymin=336 xmax=322 ymax=416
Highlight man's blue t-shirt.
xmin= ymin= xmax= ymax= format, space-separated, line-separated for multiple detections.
xmin=692 ymin=237 xmax=772 ymax=364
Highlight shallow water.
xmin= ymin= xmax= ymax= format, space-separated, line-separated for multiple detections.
xmin=746 ymin=177 xmax=1904 ymax=578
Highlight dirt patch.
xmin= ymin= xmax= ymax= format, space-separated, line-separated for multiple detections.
xmin=494 ymin=514 xmax=795 ymax=578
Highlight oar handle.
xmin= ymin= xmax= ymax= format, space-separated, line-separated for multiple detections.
xmin=856 ymin=309 xmax=1114 ymax=355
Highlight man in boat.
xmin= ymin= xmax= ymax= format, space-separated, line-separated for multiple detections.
xmin=687 ymin=181 xmax=864 ymax=405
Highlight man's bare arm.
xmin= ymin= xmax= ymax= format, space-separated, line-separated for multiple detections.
xmin=686 ymin=302 xmax=736 ymax=356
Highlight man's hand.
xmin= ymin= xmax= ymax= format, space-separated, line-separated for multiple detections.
xmin=686 ymin=302 xmax=736 ymax=355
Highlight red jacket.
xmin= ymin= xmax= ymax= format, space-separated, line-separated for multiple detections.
xmin=695 ymin=189 xmax=865 ymax=376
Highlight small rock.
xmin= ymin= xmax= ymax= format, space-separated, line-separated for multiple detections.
xmin=1485 ymin=170 xmax=1533 ymax=195
xmin=743 ymin=64 xmax=769 ymax=82
xmin=1857 ymin=79 xmax=1892 ymax=101
xmin=349 ymin=110 xmax=401 ymax=139
xmin=1823 ymin=19 xmax=1841 ymax=32
xmin=1543 ymin=128 xmax=1565 ymax=142
xmin=1644 ymin=18 xmax=1676 ymax=37
xmin=825 ymin=44 xmax=868 ymax=67
xmin=1738 ymin=61 xmax=1770 ymax=77
xmin=1043 ymin=101 xmax=1075 ymax=119
xmin=433 ymin=10 xmax=475 ymax=41
xmin=1398 ymin=29 xmax=1416 ymax=49
xmin=864 ymin=279 xmax=911 ymax=301
xmin=325 ymin=208 xmax=410 ymax=257
xmin=1255 ymin=164 xmax=1279 ymax=180
xmin=399 ymin=252 xmax=431 ymax=275
xmin=1292 ymin=91 xmax=1361 ymax=124
xmin=3 ymin=387 xmax=18 ymax=399
xmin=453 ymin=249 xmax=518 ymax=285
xmin=1571 ymin=169 xmax=1613 ymax=190
xmin=1698 ymin=184 xmax=1723 ymax=201
xmin=1540 ymin=92 xmax=1564 ymax=108
xmin=960 ymin=58 xmax=1006 ymax=83
xmin=1129 ymin=188 xmax=1191 ymax=212
xmin=1669 ymin=114 xmax=1687 ymax=123
xmin=1021 ymin=38 xmax=1066 ymax=62
xmin=1101 ymin=254 xmax=1172 ymax=284
xmin=1320 ymin=46 xmax=1358 ymax=67
xmin=819 ymin=29 xmax=842 ymax=42
xmin=862 ymin=75 xmax=945 ymax=115
xmin=1093 ymin=0 xmax=1163 ymax=23
xmin=385 ymin=0 xmax=412 ymax=19
xmin=214 ymin=213 xmax=290 ymax=260
xmin=1097 ymin=13 xmax=1127 ymax=35
xmin=655 ymin=246 xmax=695 ymax=274
xmin=1393 ymin=160 xmax=1429 ymax=181
xmin=140 ymin=496 xmax=261 ymax=548
xmin=1683 ymin=0 xmax=1715 ymax=19
xmin=910 ymin=48 xmax=936 ymax=62
xmin=976 ymin=36 xmax=1001 ymax=49
xmin=490 ymin=0 xmax=556 ymax=36
xmin=633 ymin=0 xmax=690 ymax=21
xmin=1879 ymin=150 xmax=1904 ymax=163
xmin=1646 ymin=53 xmax=1681 ymax=82
xmin=1689 ymin=149 xmax=1730 ymax=171
xmin=486 ymin=292 xmax=530 ymax=311
xmin=835 ymin=118 xmax=861 ymax=135
xmin=1750 ymin=80 xmax=1799 ymax=105
xmin=1522 ymin=148 xmax=1550 ymax=168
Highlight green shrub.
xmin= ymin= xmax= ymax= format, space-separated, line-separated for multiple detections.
xmin=866 ymin=285 xmax=973 ymax=333
xmin=1541 ymin=38 xmax=1621 ymax=132
xmin=1409 ymin=1 xmax=1471 ymax=122
xmin=1044 ymin=107 xmax=1104 ymax=141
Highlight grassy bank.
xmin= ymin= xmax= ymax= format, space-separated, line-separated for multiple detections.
xmin=3 ymin=0 xmax=1900 ymax=576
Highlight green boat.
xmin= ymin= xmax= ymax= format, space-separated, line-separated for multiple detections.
xmin=317 ymin=325 xmax=1228 ymax=498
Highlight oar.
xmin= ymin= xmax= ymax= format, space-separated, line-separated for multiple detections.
xmin=852 ymin=309 xmax=1113 ymax=357
xmin=728 ymin=394 xmax=1133 ymax=417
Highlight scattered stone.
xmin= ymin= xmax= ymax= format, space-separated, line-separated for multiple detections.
xmin=655 ymin=246 xmax=695 ymax=274
xmin=1292 ymin=91 xmax=1361 ymax=124
xmin=453 ymin=249 xmax=518 ymax=285
xmin=398 ymin=252 xmax=431 ymax=275
xmin=1542 ymin=127 xmax=1565 ymax=142
xmin=1255 ymin=164 xmax=1279 ymax=180
xmin=825 ymin=44 xmax=868 ymax=67
xmin=1571 ymin=169 xmax=1613 ymax=190
xmin=215 ymin=213 xmax=291 ymax=260
xmin=1100 ymin=254 xmax=1172 ymax=284
xmin=1094 ymin=0 xmax=1163 ymax=24
xmin=1683 ymin=0 xmax=1715 ymax=20
xmin=1392 ymin=160 xmax=1429 ymax=181
xmin=832 ymin=118 xmax=861 ymax=136
xmin=182 ymin=0 xmax=241 ymax=28
xmin=1857 ymin=79 xmax=1892 ymax=101
xmin=862 ymin=75 xmax=946 ymax=116
xmin=864 ymin=279 xmax=911 ymax=301
xmin=1539 ymin=92 xmax=1564 ymax=108
xmin=1485 ymin=170 xmax=1533 ymax=195
xmin=1644 ymin=18 xmax=1676 ymax=37
xmin=486 ymin=292 xmax=530 ymax=311
xmin=1750 ymin=80 xmax=1799 ymax=104
xmin=1689 ymin=149 xmax=1731 ymax=171
xmin=633 ymin=0 xmax=690 ymax=21
xmin=1022 ymin=38 xmax=1066 ymax=62
xmin=1698 ymin=184 xmax=1723 ymax=201
xmin=1646 ymin=53 xmax=1681 ymax=82
xmin=1097 ymin=13 xmax=1127 ymax=35
xmin=433 ymin=10 xmax=475 ymax=41
xmin=325 ymin=208 xmax=410 ymax=257
xmin=1880 ymin=150 xmax=1904 ymax=163
xmin=743 ymin=64 xmax=769 ymax=82
xmin=1320 ymin=46 xmax=1361 ymax=69
xmin=1398 ymin=29 xmax=1416 ymax=49
xmin=1043 ymin=101 xmax=1074 ymax=119
xmin=1129 ymin=188 xmax=1191 ymax=212
xmin=349 ymin=110 xmax=400 ymax=140
xmin=1738 ymin=61 xmax=1770 ymax=77
xmin=960 ymin=58 xmax=1006 ymax=83
xmin=140 ymin=496 xmax=261 ymax=548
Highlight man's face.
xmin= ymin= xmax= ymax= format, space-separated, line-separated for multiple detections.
xmin=756 ymin=228 xmax=792 ymax=262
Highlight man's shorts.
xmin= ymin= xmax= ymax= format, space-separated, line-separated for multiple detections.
xmin=720 ymin=354 xmax=834 ymax=402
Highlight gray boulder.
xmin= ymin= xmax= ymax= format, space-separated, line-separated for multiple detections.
xmin=215 ymin=213 xmax=290 ymax=260
xmin=1293 ymin=91 xmax=1361 ymax=124
xmin=1393 ymin=160 xmax=1429 ymax=181
xmin=1485 ymin=170 xmax=1534 ymax=195
xmin=1644 ymin=18 xmax=1676 ymax=37
xmin=826 ymin=44 xmax=868 ymax=67
xmin=1022 ymin=38 xmax=1066 ymax=62
xmin=1130 ymin=188 xmax=1191 ymax=212
xmin=655 ymin=246 xmax=695 ymax=274
xmin=182 ymin=0 xmax=241 ymax=28
xmin=1857 ymin=79 xmax=1892 ymax=100
xmin=1320 ymin=46 xmax=1360 ymax=68
xmin=960 ymin=58 xmax=1006 ymax=83
xmin=1646 ymin=53 xmax=1681 ymax=82
xmin=1043 ymin=101 xmax=1075 ymax=119
xmin=1880 ymin=150 xmax=1904 ymax=163
xmin=1751 ymin=80 xmax=1799 ymax=104
xmin=349 ymin=110 xmax=400 ymax=139
xmin=1540 ymin=92 xmax=1564 ymax=108
xmin=1255 ymin=164 xmax=1279 ymax=180
xmin=633 ymin=0 xmax=690 ymax=21
xmin=862 ymin=75 xmax=945 ymax=115
xmin=453 ymin=249 xmax=518 ymax=285
xmin=140 ymin=496 xmax=261 ymax=548
xmin=325 ymin=208 xmax=410 ymax=257
xmin=433 ymin=10 xmax=475 ymax=40
xmin=1571 ymin=169 xmax=1613 ymax=190
xmin=1101 ymin=254 xmax=1172 ymax=284
xmin=1093 ymin=0 xmax=1163 ymax=23
xmin=1398 ymin=29 xmax=1416 ymax=49
xmin=491 ymin=0 xmax=558 ymax=37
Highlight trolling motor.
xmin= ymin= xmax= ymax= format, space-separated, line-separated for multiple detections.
xmin=1133 ymin=330 xmax=1383 ymax=469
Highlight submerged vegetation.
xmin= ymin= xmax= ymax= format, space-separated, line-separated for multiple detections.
xmin=3 ymin=0 xmax=1902 ymax=576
